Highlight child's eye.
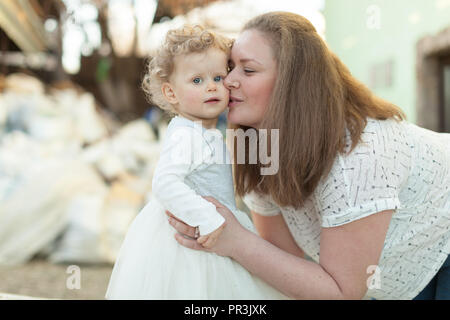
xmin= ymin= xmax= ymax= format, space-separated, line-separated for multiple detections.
xmin=193 ymin=77 xmax=202 ymax=84
xmin=214 ymin=76 xmax=222 ymax=82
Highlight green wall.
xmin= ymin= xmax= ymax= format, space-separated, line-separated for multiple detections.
xmin=324 ymin=0 xmax=450 ymax=123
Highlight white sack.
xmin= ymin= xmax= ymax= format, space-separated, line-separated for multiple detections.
xmin=0 ymin=159 xmax=105 ymax=266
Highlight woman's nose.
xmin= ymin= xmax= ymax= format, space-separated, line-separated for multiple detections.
xmin=224 ymin=73 xmax=239 ymax=89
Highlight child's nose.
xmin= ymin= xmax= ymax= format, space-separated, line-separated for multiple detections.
xmin=207 ymin=81 xmax=217 ymax=91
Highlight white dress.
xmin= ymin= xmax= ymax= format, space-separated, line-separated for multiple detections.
xmin=105 ymin=116 xmax=288 ymax=300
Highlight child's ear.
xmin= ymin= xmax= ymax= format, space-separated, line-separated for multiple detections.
xmin=161 ymin=82 xmax=178 ymax=105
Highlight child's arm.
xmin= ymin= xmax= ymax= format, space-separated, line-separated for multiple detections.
xmin=152 ymin=126 xmax=225 ymax=236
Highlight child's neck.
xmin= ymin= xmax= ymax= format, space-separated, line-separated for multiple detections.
xmin=177 ymin=113 xmax=218 ymax=130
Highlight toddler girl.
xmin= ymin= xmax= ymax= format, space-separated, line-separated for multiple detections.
xmin=105 ymin=25 xmax=288 ymax=299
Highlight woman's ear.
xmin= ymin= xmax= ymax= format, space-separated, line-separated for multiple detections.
xmin=161 ymin=82 xmax=178 ymax=105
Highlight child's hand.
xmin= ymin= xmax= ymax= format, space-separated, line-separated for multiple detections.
xmin=197 ymin=222 xmax=226 ymax=249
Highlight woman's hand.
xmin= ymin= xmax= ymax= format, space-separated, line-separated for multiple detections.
xmin=165 ymin=196 xmax=246 ymax=257
xmin=197 ymin=222 xmax=226 ymax=249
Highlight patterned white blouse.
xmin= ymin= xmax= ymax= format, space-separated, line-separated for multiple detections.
xmin=242 ymin=117 xmax=450 ymax=300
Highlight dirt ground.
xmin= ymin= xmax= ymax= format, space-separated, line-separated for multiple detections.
xmin=0 ymin=257 xmax=113 ymax=300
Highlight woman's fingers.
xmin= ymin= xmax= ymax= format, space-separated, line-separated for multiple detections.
xmin=202 ymin=196 xmax=224 ymax=209
xmin=166 ymin=211 xmax=197 ymax=238
xmin=174 ymin=233 xmax=208 ymax=251
xmin=166 ymin=198 xmax=240 ymax=257
xmin=201 ymin=236 xmax=217 ymax=249
xmin=197 ymin=235 xmax=207 ymax=244
xmin=165 ymin=210 xmax=176 ymax=219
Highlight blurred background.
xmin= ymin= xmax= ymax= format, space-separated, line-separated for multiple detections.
xmin=0 ymin=0 xmax=448 ymax=300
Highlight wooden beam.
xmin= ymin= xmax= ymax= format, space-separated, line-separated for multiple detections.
xmin=0 ymin=0 xmax=48 ymax=52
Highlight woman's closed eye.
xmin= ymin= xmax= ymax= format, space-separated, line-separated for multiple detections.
xmin=229 ymin=64 xmax=254 ymax=74
xmin=227 ymin=61 xmax=254 ymax=75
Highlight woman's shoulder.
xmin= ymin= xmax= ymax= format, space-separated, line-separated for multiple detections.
xmin=318 ymin=117 xmax=412 ymax=192
xmin=352 ymin=117 xmax=448 ymax=159
xmin=314 ymin=117 xmax=410 ymax=227
xmin=358 ymin=117 xmax=408 ymax=140
xmin=341 ymin=117 xmax=411 ymax=154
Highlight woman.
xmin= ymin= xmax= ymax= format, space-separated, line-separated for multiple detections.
xmin=165 ymin=12 xmax=450 ymax=300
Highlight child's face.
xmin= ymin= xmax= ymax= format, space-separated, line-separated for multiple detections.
xmin=163 ymin=47 xmax=229 ymax=128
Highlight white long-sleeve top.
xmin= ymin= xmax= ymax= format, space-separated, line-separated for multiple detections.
xmin=151 ymin=116 xmax=238 ymax=236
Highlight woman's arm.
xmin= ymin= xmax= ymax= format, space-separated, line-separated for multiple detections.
xmin=250 ymin=211 xmax=304 ymax=258
xmin=168 ymin=197 xmax=394 ymax=300
xmin=231 ymin=209 xmax=394 ymax=299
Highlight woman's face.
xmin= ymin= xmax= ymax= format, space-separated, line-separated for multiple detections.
xmin=224 ymin=29 xmax=277 ymax=128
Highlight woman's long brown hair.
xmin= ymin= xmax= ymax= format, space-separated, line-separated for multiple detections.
xmin=231 ymin=12 xmax=406 ymax=209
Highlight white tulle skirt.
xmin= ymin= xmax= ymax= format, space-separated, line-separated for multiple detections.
xmin=105 ymin=195 xmax=289 ymax=300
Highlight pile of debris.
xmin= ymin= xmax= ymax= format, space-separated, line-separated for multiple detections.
xmin=0 ymin=73 xmax=164 ymax=266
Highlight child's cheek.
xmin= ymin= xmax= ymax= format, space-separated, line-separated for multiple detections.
xmin=183 ymin=90 xmax=201 ymax=105
xmin=222 ymin=86 xmax=229 ymax=99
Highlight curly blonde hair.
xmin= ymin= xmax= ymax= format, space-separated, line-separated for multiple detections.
xmin=142 ymin=25 xmax=233 ymax=115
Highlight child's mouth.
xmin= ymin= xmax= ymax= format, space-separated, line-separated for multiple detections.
xmin=204 ymin=98 xmax=221 ymax=104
